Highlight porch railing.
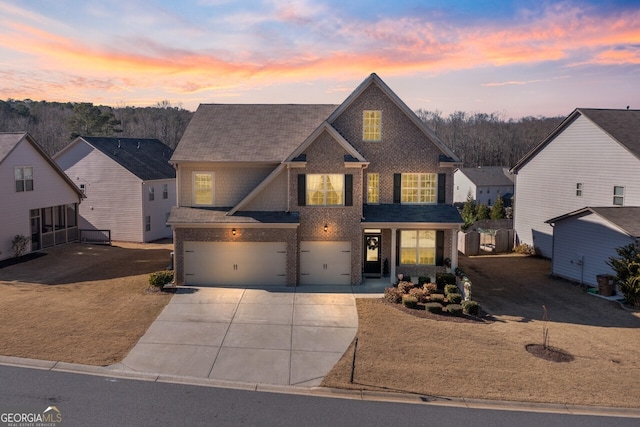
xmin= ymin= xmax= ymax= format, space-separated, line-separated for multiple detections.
xmin=79 ymin=229 xmax=112 ymax=245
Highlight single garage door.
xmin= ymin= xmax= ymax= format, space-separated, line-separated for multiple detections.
xmin=184 ymin=241 xmax=287 ymax=286
xmin=300 ymin=241 xmax=351 ymax=285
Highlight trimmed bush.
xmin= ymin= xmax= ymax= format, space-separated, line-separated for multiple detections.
xmin=149 ymin=270 xmax=173 ymax=288
xmin=418 ymin=276 xmax=431 ymax=286
xmin=447 ymin=293 xmax=463 ymax=304
xmin=425 ymin=302 xmax=443 ymax=314
xmin=408 ymin=287 xmax=428 ymax=303
xmin=402 ymin=295 xmax=419 ymax=309
xmin=462 ymin=300 xmax=480 ymax=316
xmin=436 ymin=273 xmax=456 ymax=291
xmin=384 ymin=287 xmax=403 ymax=304
xmin=397 ymin=281 xmax=415 ymax=294
xmin=444 ymin=284 xmax=459 ymax=296
xmin=429 ymin=293 xmax=445 ymax=303
xmin=423 ymin=283 xmax=437 ymax=294
xmin=447 ymin=304 xmax=463 ymax=316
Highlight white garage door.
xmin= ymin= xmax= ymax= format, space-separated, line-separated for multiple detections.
xmin=300 ymin=241 xmax=351 ymax=285
xmin=184 ymin=241 xmax=287 ymax=286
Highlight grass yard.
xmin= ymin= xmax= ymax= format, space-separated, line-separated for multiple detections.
xmin=322 ymin=255 xmax=640 ymax=408
xmin=0 ymin=242 xmax=173 ymax=366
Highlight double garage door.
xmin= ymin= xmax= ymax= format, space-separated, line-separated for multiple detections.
xmin=183 ymin=241 xmax=352 ymax=286
xmin=184 ymin=241 xmax=287 ymax=286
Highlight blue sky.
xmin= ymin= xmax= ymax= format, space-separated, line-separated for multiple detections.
xmin=0 ymin=0 xmax=638 ymax=118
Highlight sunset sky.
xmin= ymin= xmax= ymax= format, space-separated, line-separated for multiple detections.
xmin=1 ymin=0 xmax=639 ymax=118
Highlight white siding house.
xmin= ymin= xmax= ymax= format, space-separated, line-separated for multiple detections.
xmin=512 ymin=109 xmax=640 ymax=258
xmin=547 ymin=207 xmax=640 ymax=287
xmin=0 ymin=133 xmax=84 ymax=261
xmin=453 ymin=166 xmax=514 ymax=206
xmin=54 ymin=137 xmax=176 ymax=243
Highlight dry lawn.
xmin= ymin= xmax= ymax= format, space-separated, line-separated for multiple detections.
xmin=0 ymin=242 xmax=173 ymax=365
xmin=322 ymin=254 xmax=640 ymax=408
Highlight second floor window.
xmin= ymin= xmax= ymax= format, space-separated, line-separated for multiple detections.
xmin=162 ymin=183 xmax=169 ymax=199
xmin=401 ymin=173 xmax=436 ymax=204
xmin=613 ymin=186 xmax=624 ymax=206
xmin=193 ymin=172 xmax=214 ymax=205
xmin=576 ymin=183 xmax=583 ymax=197
xmin=149 ymin=186 xmax=155 ymax=201
xmin=15 ymin=166 xmax=34 ymax=192
xmin=363 ymin=110 xmax=381 ymax=141
xmin=307 ymin=174 xmax=344 ymax=206
xmin=367 ymin=173 xmax=379 ymax=204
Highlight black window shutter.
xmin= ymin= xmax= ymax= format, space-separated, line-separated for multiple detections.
xmin=298 ymin=174 xmax=306 ymax=206
xmin=396 ymin=229 xmax=400 ymax=266
xmin=393 ymin=173 xmax=401 ymax=204
xmin=437 ymin=173 xmax=446 ymax=204
xmin=345 ymin=174 xmax=353 ymax=206
xmin=435 ymin=230 xmax=445 ymax=266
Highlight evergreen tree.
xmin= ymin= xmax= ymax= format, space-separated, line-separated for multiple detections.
xmin=477 ymin=203 xmax=490 ymax=220
xmin=490 ymin=191 xmax=506 ymax=219
xmin=67 ymin=103 xmax=121 ymax=139
xmin=461 ymin=191 xmax=477 ymax=229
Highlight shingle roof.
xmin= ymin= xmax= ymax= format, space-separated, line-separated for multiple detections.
xmin=171 ymin=104 xmax=339 ymax=163
xmin=168 ymin=206 xmax=300 ymax=224
xmin=363 ymin=204 xmax=463 ymax=224
xmin=0 ymin=132 xmax=26 ymax=163
xmin=81 ymin=137 xmax=175 ymax=181
xmin=458 ymin=167 xmax=514 ymax=187
xmin=547 ymin=206 xmax=640 ymax=238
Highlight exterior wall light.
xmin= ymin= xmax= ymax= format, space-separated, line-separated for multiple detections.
xmin=324 ymin=224 xmax=328 ymax=232
xmin=232 ymin=228 xmax=236 ymax=236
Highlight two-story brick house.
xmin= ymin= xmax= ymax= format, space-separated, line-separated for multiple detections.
xmin=168 ymin=74 xmax=463 ymax=286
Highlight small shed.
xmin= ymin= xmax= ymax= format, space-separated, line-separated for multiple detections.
xmin=546 ymin=207 xmax=640 ymax=287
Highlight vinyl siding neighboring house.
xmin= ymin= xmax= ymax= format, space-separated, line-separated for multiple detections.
xmin=169 ymin=74 xmax=464 ymax=287
xmin=0 ymin=132 xmax=84 ymax=261
xmin=453 ymin=166 xmax=514 ymax=206
xmin=512 ymin=109 xmax=640 ymax=258
xmin=54 ymin=137 xmax=175 ymax=243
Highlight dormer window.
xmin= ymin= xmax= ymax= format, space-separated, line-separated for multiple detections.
xmin=363 ymin=110 xmax=381 ymax=141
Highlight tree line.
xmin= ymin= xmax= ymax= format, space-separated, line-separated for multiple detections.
xmin=0 ymin=99 xmax=563 ymax=166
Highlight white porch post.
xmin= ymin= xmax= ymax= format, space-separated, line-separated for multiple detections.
xmin=450 ymin=229 xmax=459 ymax=272
xmin=390 ymin=227 xmax=397 ymax=284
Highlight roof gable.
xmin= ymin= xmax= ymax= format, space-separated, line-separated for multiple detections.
xmin=327 ymin=73 xmax=460 ymax=163
xmin=72 ymin=137 xmax=175 ymax=181
xmin=457 ymin=167 xmax=514 ymax=186
xmin=172 ymin=104 xmax=338 ymax=163
xmin=547 ymin=206 xmax=640 ymax=238
xmin=0 ymin=132 xmax=84 ymax=198
xmin=512 ymin=108 xmax=640 ymax=172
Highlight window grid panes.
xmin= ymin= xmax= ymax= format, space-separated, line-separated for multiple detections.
xmin=162 ymin=184 xmax=168 ymax=199
xmin=194 ymin=173 xmax=213 ymax=205
xmin=401 ymin=173 xmax=436 ymax=204
xmin=149 ymin=186 xmax=155 ymax=201
xmin=307 ymin=174 xmax=344 ymax=206
xmin=576 ymin=183 xmax=583 ymax=197
xmin=145 ymin=216 xmax=151 ymax=232
xmin=400 ymin=230 xmax=436 ymax=265
xmin=613 ymin=186 xmax=624 ymax=206
xmin=363 ymin=110 xmax=381 ymax=141
xmin=367 ymin=173 xmax=379 ymax=204
xmin=15 ymin=166 xmax=34 ymax=192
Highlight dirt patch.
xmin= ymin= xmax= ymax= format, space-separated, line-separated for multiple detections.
xmin=322 ymin=254 xmax=640 ymax=408
xmin=0 ymin=242 xmax=173 ymax=365
xmin=525 ymin=344 xmax=574 ymax=363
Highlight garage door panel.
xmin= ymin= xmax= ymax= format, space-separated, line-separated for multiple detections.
xmin=184 ymin=242 xmax=286 ymax=286
xmin=300 ymin=241 xmax=351 ymax=285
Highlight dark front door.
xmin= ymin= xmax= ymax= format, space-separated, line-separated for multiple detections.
xmin=363 ymin=234 xmax=381 ymax=276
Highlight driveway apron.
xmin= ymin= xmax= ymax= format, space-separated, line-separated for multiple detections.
xmin=120 ymin=284 xmax=381 ymax=387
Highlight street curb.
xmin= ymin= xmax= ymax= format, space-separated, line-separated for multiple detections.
xmin=1 ymin=356 xmax=639 ymax=418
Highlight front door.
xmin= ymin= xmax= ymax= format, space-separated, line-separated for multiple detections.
xmin=363 ymin=233 xmax=381 ymax=276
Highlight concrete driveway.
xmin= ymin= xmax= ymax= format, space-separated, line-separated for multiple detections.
xmin=119 ymin=283 xmax=384 ymax=386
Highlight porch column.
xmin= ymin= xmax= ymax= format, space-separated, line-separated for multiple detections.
xmin=450 ymin=228 xmax=459 ymax=272
xmin=390 ymin=227 xmax=397 ymax=284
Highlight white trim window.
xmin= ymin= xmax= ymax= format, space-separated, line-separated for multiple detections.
xmin=400 ymin=230 xmax=436 ymax=265
xmin=367 ymin=173 xmax=379 ymax=204
xmin=162 ymin=183 xmax=169 ymax=199
xmin=613 ymin=186 xmax=624 ymax=206
xmin=193 ymin=172 xmax=214 ymax=206
xmin=363 ymin=110 xmax=381 ymax=141
xmin=145 ymin=215 xmax=151 ymax=232
xmin=307 ymin=174 xmax=344 ymax=206
xmin=401 ymin=173 xmax=436 ymax=204
xmin=15 ymin=166 xmax=34 ymax=192
xmin=576 ymin=183 xmax=583 ymax=197
xmin=149 ymin=186 xmax=155 ymax=201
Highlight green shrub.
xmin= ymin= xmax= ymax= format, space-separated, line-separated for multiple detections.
xmin=423 ymin=283 xmax=437 ymax=294
xmin=425 ymin=302 xmax=443 ymax=314
xmin=408 ymin=287 xmax=428 ymax=303
xmin=447 ymin=293 xmax=463 ymax=304
xmin=397 ymin=281 xmax=415 ymax=294
xmin=384 ymin=287 xmax=403 ymax=303
xmin=11 ymin=234 xmax=30 ymax=258
xmin=447 ymin=304 xmax=463 ymax=316
xmin=607 ymin=244 xmax=640 ymax=307
xmin=462 ymin=300 xmax=480 ymax=316
xmin=444 ymin=284 xmax=459 ymax=296
xmin=436 ymin=273 xmax=456 ymax=291
xmin=149 ymin=270 xmax=174 ymax=288
xmin=418 ymin=276 xmax=431 ymax=285
xmin=402 ymin=295 xmax=419 ymax=309
xmin=429 ymin=293 xmax=445 ymax=303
